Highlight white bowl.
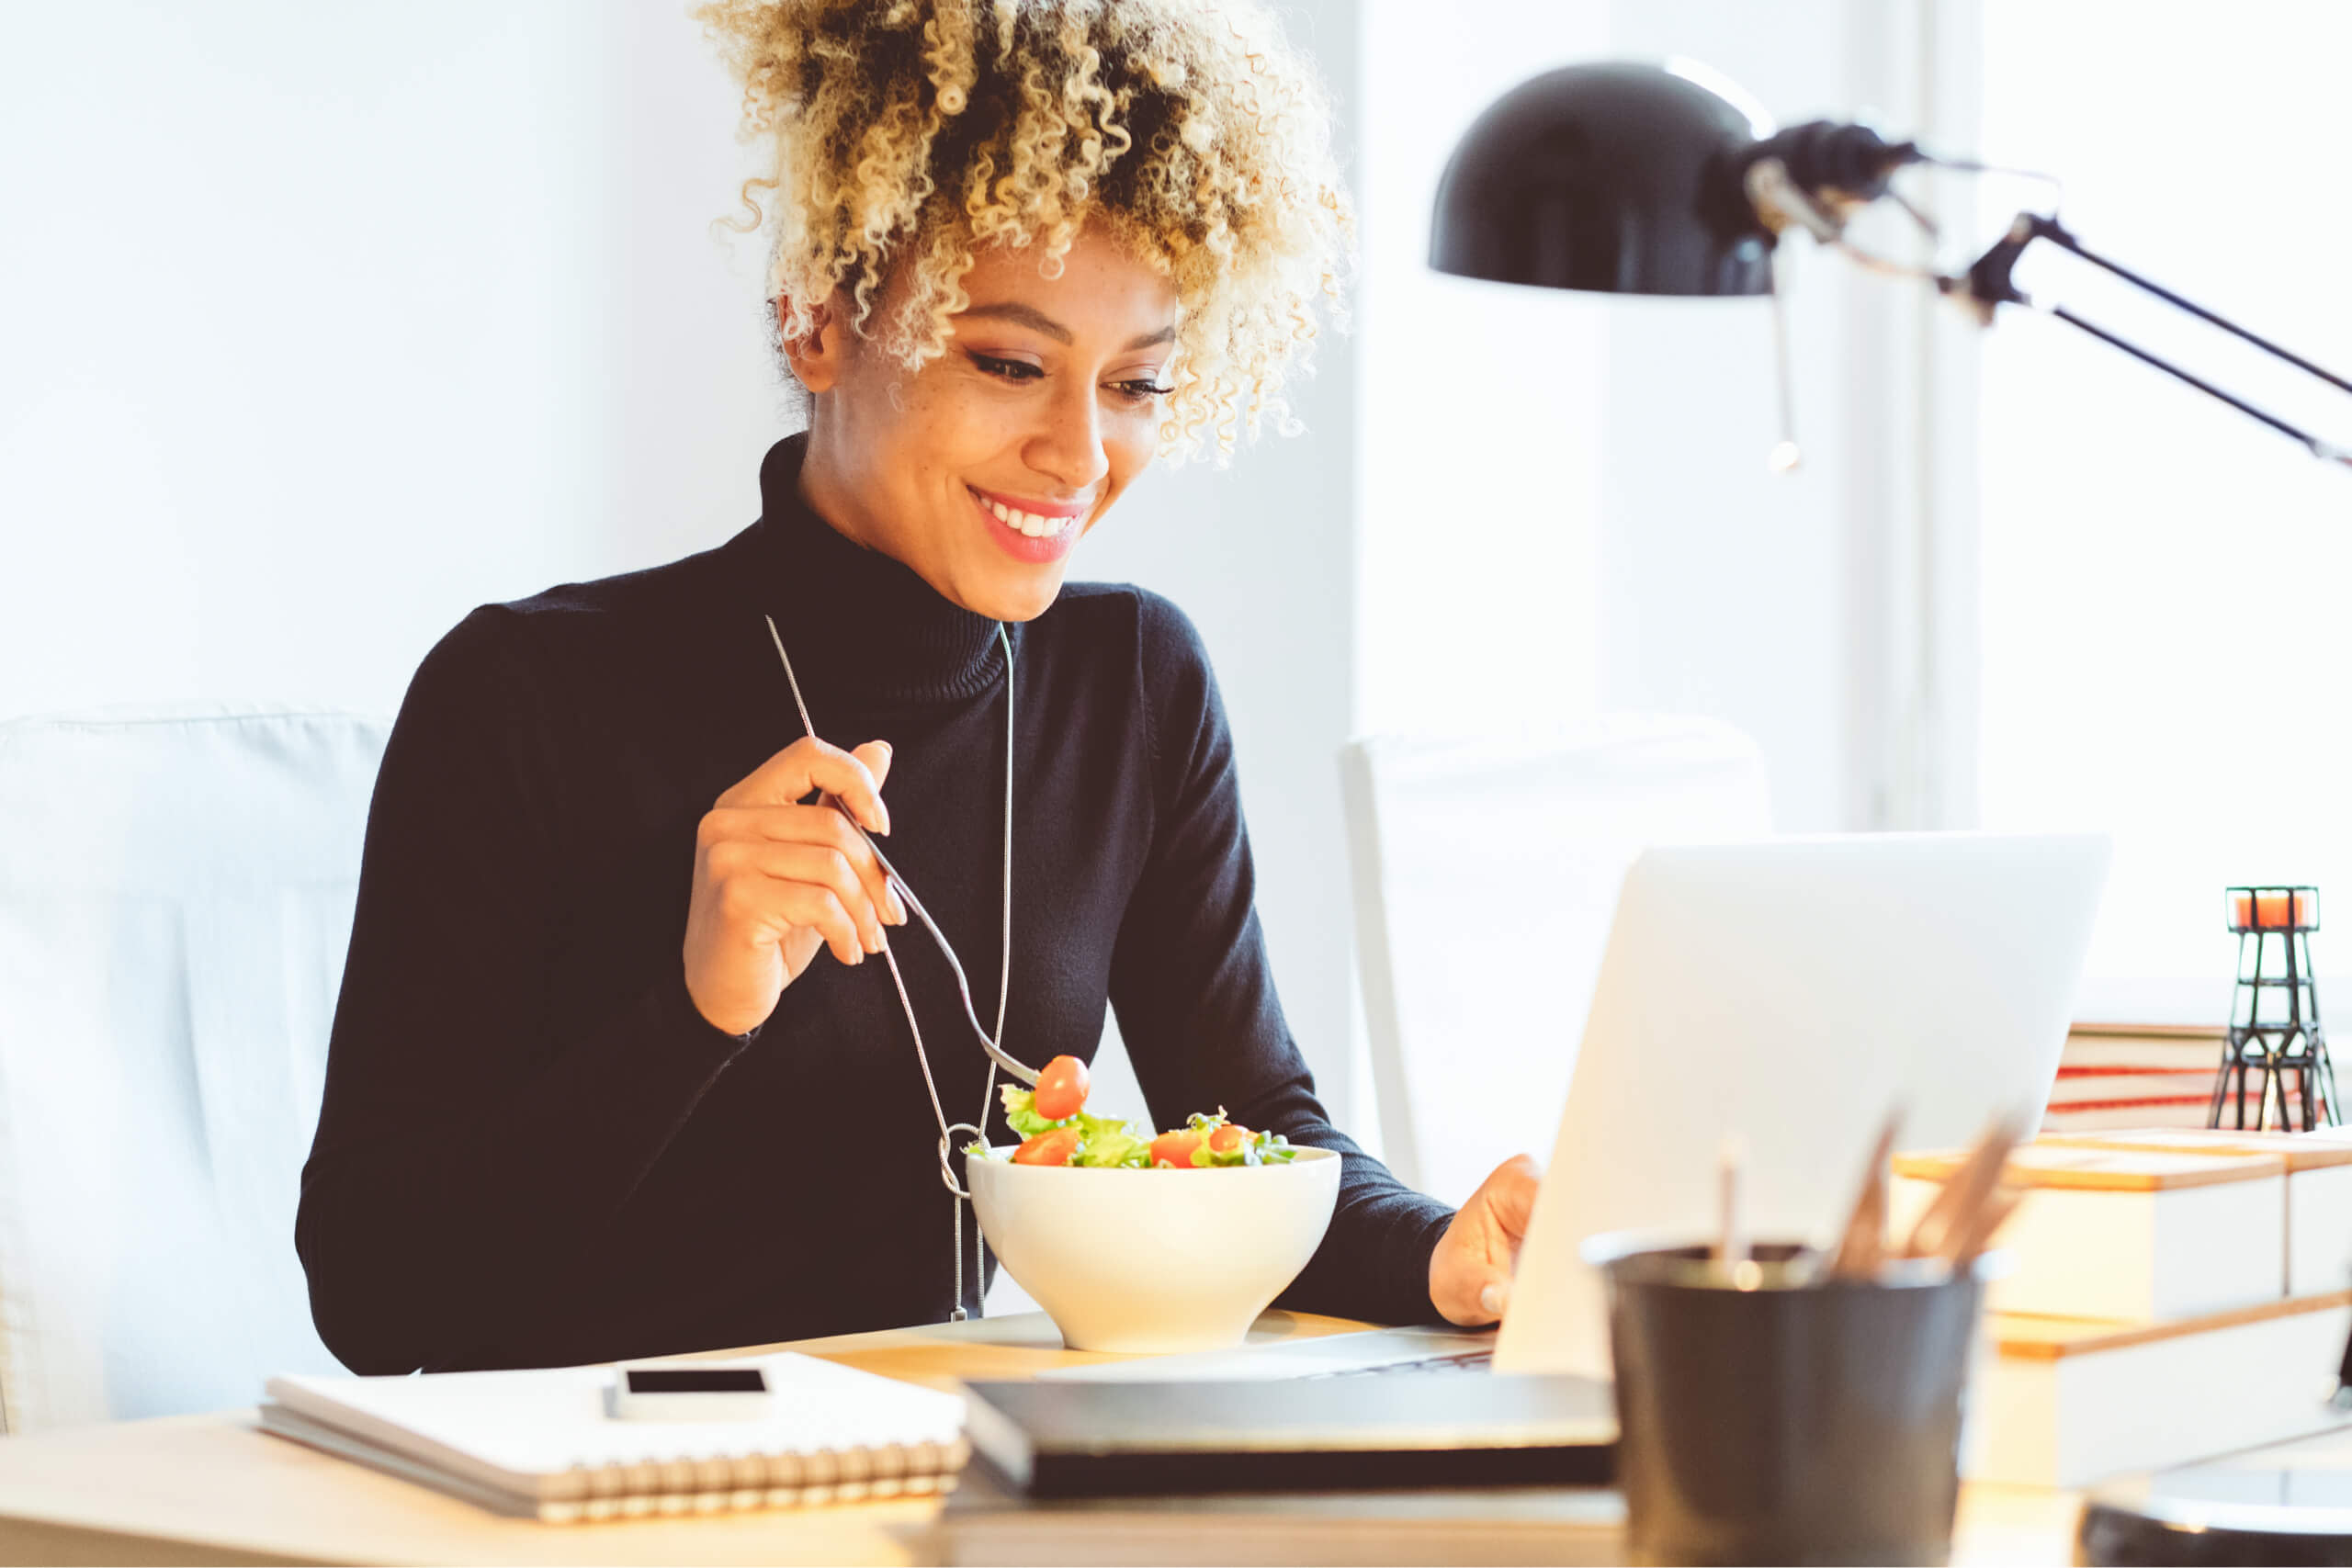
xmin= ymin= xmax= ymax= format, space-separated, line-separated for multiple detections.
xmin=967 ymin=1145 xmax=1342 ymax=1354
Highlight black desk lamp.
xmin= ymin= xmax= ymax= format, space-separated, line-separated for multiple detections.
xmin=1429 ymin=61 xmax=2352 ymax=470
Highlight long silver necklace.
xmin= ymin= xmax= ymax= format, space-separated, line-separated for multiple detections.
xmin=763 ymin=614 xmax=1025 ymax=1322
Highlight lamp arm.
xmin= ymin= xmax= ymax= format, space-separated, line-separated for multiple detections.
xmin=1950 ymin=211 xmax=2352 ymax=466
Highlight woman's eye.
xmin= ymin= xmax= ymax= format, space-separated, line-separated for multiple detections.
xmin=970 ymin=354 xmax=1044 ymax=382
xmin=970 ymin=352 xmax=1167 ymax=401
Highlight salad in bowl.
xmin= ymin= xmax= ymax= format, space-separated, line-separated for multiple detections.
xmin=964 ymin=1056 xmax=1341 ymax=1353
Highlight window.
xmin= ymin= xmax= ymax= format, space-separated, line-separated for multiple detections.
xmin=1973 ymin=3 xmax=2352 ymax=1022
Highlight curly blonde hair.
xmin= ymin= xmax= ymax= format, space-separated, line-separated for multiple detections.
xmin=694 ymin=0 xmax=1352 ymax=463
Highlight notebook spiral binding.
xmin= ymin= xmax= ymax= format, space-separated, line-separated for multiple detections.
xmin=546 ymin=1437 xmax=972 ymax=1522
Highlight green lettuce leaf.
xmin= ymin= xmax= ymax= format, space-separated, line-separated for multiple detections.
xmin=999 ymin=1088 xmax=1151 ymax=1166
xmin=1000 ymin=1084 xmax=1068 ymax=1138
xmin=1201 ymin=1129 xmax=1301 ymax=1167
xmin=995 ymin=1086 xmax=1297 ymax=1168
xmin=1072 ymin=1111 xmax=1149 ymax=1168
xmin=1070 ymin=1120 xmax=1148 ymax=1168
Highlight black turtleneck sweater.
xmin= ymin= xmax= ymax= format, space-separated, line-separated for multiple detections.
xmin=297 ymin=434 xmax=1454 ymax=1373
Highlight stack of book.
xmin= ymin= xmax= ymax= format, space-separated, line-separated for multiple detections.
xmin=2037 ymin=1127 xmax=2352 ymax=1296
xmin=1894 ymin=1134 xmax=2352 ymax=1487
xmin=2044 ymin=1022 xmax=2226 ymax=1132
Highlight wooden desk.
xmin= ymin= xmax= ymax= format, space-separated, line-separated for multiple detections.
xmin=0 ymin=1311 xmax=2083 ymax=1565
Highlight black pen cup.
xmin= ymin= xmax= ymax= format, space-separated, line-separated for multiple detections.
xmin=1590 ymin=1238 xmax=1984 ymax=1567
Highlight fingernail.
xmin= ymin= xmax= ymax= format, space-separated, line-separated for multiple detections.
xmin=1479 ymin=1282 xmax=1508 ymax=1317
xmin=888 ymin=887 xmax=908 ymax=923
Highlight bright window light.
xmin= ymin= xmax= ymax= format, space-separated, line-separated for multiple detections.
xmin=1975 ymin=1 xmax=2352 ymax=1024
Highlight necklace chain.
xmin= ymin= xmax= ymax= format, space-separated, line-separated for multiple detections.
xmin=763 ymin=615 xmax=1014 ymax=1323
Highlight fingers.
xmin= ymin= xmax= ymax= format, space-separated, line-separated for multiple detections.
xmin=1440 ymin=1266 xmax=1513 ymax=1327
xmin=737 ymin=840 xmax=892 ymax=955
xmin=718 ymin=735 xmax=892 ymax=834
xmin=708 ymin=848 xmax=866 ymax=967
xmin=1430 ymin=1153 xmax=1546 ymax=1327
xmin=1480 ymin=1154 xmax=1544 ymax=1243
xmin=701 ymin=804 xmax=905 ymax=926
xmin=1430 ymin=1246 xmax=1513 ymax=1327
xmin=769 ymin=882 xmax=866 ymax=968
xmin=685 ymin=737 xmax=905 ymax=1025
xmin=788 ymin=806 xmax=899 ymax=930
xmin=852 ymin=739 xmax=893 ymax=793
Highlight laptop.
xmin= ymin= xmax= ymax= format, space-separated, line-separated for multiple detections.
xmin=1041 ymin=830 xmax=2111 ymax=1385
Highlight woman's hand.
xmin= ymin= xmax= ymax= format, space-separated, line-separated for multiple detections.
xmin=1429 ymin=1154 xmax=1542 ymax=1325
xmin=683 ymin=736 xmax=906 ymax=1036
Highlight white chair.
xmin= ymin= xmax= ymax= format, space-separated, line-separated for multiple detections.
xmin=1340 ymin=716 xmax=1773 ymax=1208
xmin=0 ymin=704 xmax=389 ymax=1430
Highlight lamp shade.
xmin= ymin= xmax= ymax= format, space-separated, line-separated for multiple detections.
xmin=1430 ymin=62 xmax=1776 ymax=298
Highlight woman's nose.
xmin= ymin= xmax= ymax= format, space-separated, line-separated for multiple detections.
xmin=1024 ymin=378 xmax=1111 ymax=495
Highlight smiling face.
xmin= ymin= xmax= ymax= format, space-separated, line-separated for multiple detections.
xmin=786 ymin=226 xmax=1181 ymax=622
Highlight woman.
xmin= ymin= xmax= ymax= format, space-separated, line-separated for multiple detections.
xmin=297 ymin=0 xmax=1535 ymax=1375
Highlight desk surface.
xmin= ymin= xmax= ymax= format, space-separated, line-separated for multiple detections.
xmin=0 ymin=1311 xmax=2095 ymax=1566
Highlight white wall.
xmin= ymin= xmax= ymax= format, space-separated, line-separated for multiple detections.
xmin=594 ymin=1 xmax=787 ymax=567
xmin=1356 ymin=0 xmax=1947 ymax=835
xmin=0 ymin=4 xmax=767 ymax=723
xmin=1353 ymin=0 xmax=1611 ymax=739
xmin=1593 ymin=1 xmax=1878 ymax=835
xmin=1971 ymin=0 xmax=2352 ymax=1021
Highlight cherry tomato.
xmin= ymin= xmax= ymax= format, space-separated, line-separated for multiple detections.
xmin=1208 ymin=1123 xmax=1254 ymax=1156
xmin=1014 ymin=1127 xmax=1083 ymax=1167
xmin=1034 ymin=1055 xmax=1091 ymax=1122
xmin=1148 ymin=1128 xmax=1204 ymax=1168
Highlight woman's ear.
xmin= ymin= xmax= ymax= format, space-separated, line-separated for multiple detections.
xmin=776 ymin=296 xmax=848 ymax=394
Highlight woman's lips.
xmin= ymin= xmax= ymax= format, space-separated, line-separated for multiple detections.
xmin=968 ymin=485 xmax=1082 ymax=565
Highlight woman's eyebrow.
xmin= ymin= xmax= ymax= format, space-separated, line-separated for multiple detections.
xmin=957 ymin=301 xmax=1177 ymax=352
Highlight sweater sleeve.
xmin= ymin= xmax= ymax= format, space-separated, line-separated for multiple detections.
xmin=296 ymin=607 xmax=752 ymax=1373
xmin=1106 ymin=594 xmax=1454 ymax=1327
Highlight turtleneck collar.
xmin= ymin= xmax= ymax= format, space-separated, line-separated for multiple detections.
xmin=753 ymin=433 xmax=1008 ymax=705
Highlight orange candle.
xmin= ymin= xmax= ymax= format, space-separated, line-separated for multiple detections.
xmin=2231 ymin=889 xmax=2316 ymax=929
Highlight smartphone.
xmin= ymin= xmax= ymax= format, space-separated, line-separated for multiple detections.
xmin=606 ymin=1361 xmax=774 ymax=1421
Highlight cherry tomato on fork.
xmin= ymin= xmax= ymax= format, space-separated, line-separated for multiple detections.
xmin=1014 ymin=1127 xmax=1083 ymax=1167
xmin=1034 ymin=1055 xmax=1091 ymax=1121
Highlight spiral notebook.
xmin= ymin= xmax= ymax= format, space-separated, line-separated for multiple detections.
xmin=259 ymin=1353 xmax=969 ymax=1522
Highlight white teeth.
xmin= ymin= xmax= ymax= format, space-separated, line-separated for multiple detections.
xmin=976 ymin=490 xmax=1079 ymax=539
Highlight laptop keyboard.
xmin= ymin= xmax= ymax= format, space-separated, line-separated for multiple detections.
xmin=1304 ymin=1348 xmax=1495 ymax=1378
xmin=1033 ymin=1328 xmax=1500 ymax=1383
